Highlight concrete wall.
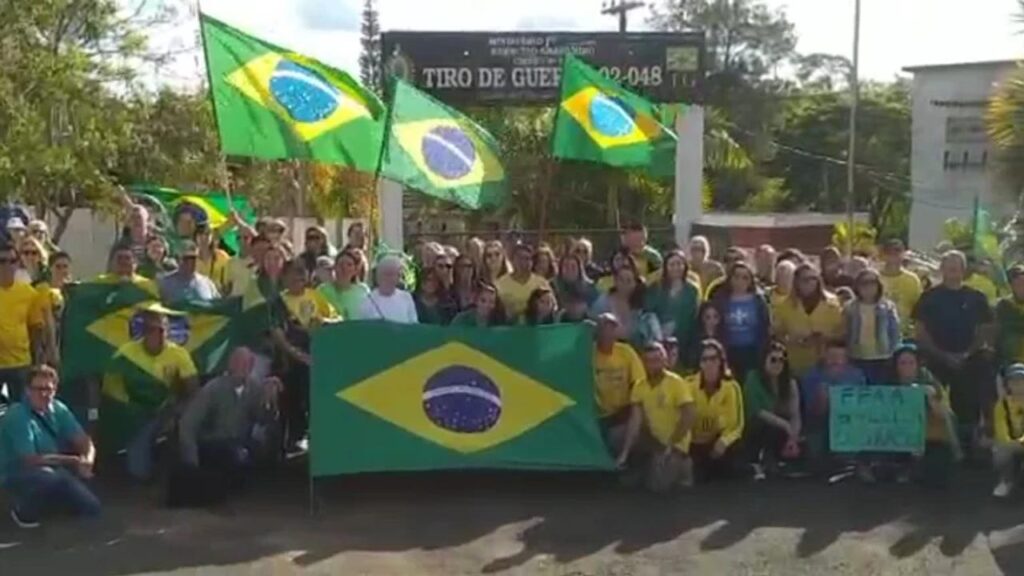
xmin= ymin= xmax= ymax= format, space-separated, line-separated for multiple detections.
xmin=47 ymin=209 xmax=120 ymax=279
xmin=908 ymin=62 xmax=1017 ymax=251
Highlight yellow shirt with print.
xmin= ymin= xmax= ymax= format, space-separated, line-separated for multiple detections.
xmin=630 ymin=370 xmax=695 ymax=452
xmin=688 ymin=375 xmax=744 ymax=448
xmin=0 ymin=282 xmax=47 ymax=368
xmin=282 ymin=288 xmax=339 ymax=329
xmin=773 ymin=295 xmax=844 ymax=376
xmin=879 ymin=268 xmax=922 ymax=337
xmin=197 ymin=249 xmax=231 ymax=294
xmin=994 ymin=395 xmax=1024 ymax=444
xmin=594 ymin=342 xmax=646 ymax=417
xmin=496 ymin=273 xmax=550 ymax=322
xmin=106 ymin=340 xmax=197 ymax=399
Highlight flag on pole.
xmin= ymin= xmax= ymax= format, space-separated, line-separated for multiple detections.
xmin=552 ymin=54 xmax=678 ymax=178
xmin=972 ymin=195 xmax=1008 ymax=291
xmin=200 ymin=14 xmax=385 ymax=171
xmin=127 ymin=185 xmax=256 ymax=254
xmin=379 ymin=79 xmax=507 ymax=210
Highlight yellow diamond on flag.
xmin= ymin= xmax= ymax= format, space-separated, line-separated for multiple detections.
xmin=562 ymin=86 xmax=665 ymax=150
xmin=339 ymin=342 xmax=574 ymax=453
xmin=226 ymin=52 xmax=374 ymax=142
xmin=87 ymin=301 xmax=228 ymax=353
xmin=392 ymin=119 xmax=506 ymax=189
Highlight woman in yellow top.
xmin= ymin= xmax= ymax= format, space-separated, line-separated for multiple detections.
xmin=773 ymin=264 xmax=844 ymax=377
xmin=686 ymin=339 xmax=744 ymax=482
xmin=992 ymin=363 xmax=1024 ymax=498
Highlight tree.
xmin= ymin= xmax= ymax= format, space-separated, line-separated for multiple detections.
xmin=987 ymin=66 xmax=1024 ymax=198
xmin=358 ymin=0 xmax=382 ymax=95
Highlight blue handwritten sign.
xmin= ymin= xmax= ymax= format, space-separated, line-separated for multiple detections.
xmin=829 ymin=385 xmax=926 ymax=453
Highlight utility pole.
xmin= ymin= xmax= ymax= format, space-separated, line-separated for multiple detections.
xmin=601 ymin=0 xmax=645 ymax=33
xmin=846 ymin=0 xmax=861 ymax=256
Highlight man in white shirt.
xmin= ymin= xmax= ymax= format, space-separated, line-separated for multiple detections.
xmin=358 ymin=255 xmax=419 ymax=324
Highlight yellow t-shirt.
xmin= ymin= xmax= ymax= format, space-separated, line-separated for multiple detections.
xmin=773 ymin=295 xmax=844 ymax=376
xmin=103 ymin=340 xmax=198 ymax=408
xmin=925 ymin=383 xmax=953 ymax=442
xmin=689 ymin=375 xmax=744 ymax=448
xmin=226 ymin=257 xmax=255 ymax=297
xmin=633 ymin=270 xmax=703 ymax=297
xmin=282 ymin=288 xmax=339 ymax=329
xmin=879 ymin=268 xmax=922 ymax=337
xmin=197 ymin=249 xmax=231 ymax=293
xmin=965 ymin=274 xmax=999 ymax=308
xmin=496 ymin=273 xmax=550 ymax=322
xmin=594 ymin=342 xmax=646 ymax=417
xmin=630 ymin=370 xmax=695 ymax=451
xmin=0 ymin=283 xmax=47 ymax=368
xmin=994 ymin=395 xmax=1024 ymax=444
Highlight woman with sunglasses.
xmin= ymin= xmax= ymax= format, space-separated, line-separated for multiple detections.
xmin=451 ymin=255 xmax=479 ymax=313
xmin=300 ymin=226 xmax=336 ymax=279
xmin=481 ymin=241 xmax=511 ymax=284
xmin=712 ymin=262 xmax=771 ymax=383
xmin=17 ymin=236 xmax=48 ymax=285
xmin=553 ymin=253 xmax=598 ymax=313
xmin=597 ymin=249 xmax=638 ymax=293
xmin=414 ymin=269 xmax=457 ymax=325
xmin=773 ymin=263 xmax=844 ymax=377
xmin=648 ymin=251 xmax=700 ymax=370
xmin=844 ymin=269 xmax=902 ymax=384
xmin=682 ymin=302 xmax=725 ymax=372
xmin=686 ymin=339 xmax=745 ymax=482
xmin=743 ymin=342 xmax=801 ymax=480
xmin=195 ymin=223 xmax=231 ymax=294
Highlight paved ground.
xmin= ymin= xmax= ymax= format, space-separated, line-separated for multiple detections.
xmin=3 ymin=467 xmax=1024 ymax=575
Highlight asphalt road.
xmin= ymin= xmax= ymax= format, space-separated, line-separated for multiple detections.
xmin=2 ymin=468 xmax=1023 ymax=575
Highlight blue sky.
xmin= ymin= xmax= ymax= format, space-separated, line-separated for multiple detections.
xmin=161 ymin=0 xmax=1023 ymax=85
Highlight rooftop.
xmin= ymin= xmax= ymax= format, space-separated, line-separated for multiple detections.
xmin=695 ymin=212 xmax=868 ymax=228
xmin=903 ymin=59 xmax=1019 ymax=73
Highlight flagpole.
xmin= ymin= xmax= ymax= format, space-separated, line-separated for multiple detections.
xmin=374 ymin=77 xmax=400 ymax=253
xmin=195 ymin=1 xmax=235 ymax=223
xmin=845 ymin=0 xmax=861 ymax=256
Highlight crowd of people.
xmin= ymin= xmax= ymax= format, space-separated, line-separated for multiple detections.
xmin=4 ymin=196 xmax=1024 ymax=528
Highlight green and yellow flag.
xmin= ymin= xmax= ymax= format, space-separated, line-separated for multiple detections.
xmin=310 ymin=322 xmax=613 ymax=476
xmin=552 ymin=54 xmax=677 ymax=178
xmin=379 ymin=79 xmax=507 ymax=210
xmin=127 ymin=185 xmax=257 ymax=254
xmin=200 ymin=14 xmax=385 ymax=171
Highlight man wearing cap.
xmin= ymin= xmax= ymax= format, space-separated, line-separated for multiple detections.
xmin=107 ymin=307 xmax=199 ymax=481
xmin=159 ymin=241 xmax=221 ymax=304
xmin=593 ymin=313 xmax=647 ymax=452
xmin=879 ymin=239 xmax=922 ymax=338
xmin=4 ymin=217 xmax=27 ymax=244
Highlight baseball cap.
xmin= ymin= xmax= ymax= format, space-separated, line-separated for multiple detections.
xmin=6 ymin=218 xmax=26 ymax=231
xmin=1006 ymin=363 xmax=1024 ymax=381
xmin=596 ymin=312 xmax=620 ymax=326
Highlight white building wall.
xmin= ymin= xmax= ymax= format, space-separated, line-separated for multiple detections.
xmin=908 ymin=61 xmax=1017 ymax=251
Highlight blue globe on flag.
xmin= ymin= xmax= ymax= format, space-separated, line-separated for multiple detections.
xmin=588 ymin=93 xmax=636 ymax=138
xmin=422 ymin=365 xmax=502 ymax=433
xmin=129 ymin=312 xmax=190 ymax=346
xmin=269 ymin=59 xmax=341 ymax=123
xmin=421 ymin=125 xmax=477 ymax=180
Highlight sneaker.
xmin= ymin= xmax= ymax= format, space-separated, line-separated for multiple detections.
xmin=993 ymin=481 xmax=1014 ymax=499
xmin=752 ymin=463 xmax=767 ymax=482
xmin=10 ymin=507 xmax=39 ymax=529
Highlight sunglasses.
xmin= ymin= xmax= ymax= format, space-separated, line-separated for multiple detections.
xmin=306 ymin=235 xmax=323 ymax=242
xmin=767 ymin=355 xmax=786 ymax=365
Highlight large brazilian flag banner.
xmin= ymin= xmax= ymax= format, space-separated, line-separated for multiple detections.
xmin=310 ymin=322 xmax=614 ymax=476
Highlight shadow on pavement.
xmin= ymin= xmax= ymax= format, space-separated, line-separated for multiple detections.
xmin=1 ymin=464 xmax=1024 ymax=575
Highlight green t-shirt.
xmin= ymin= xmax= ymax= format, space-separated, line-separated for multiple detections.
xmin=742 ymin=370 xmax=787 ymax=424
xmin=317 ymin=282 xmax=369 ymax=321
xmin=0 ymin=399 xmax=83 ymax=482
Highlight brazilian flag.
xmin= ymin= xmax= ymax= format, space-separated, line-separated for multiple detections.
xmin=200 ymin=14 xmax=385 ymax=171
xmin=379 ymin=79 xmax=507 ymax=210
xmin=127 ymin=184 xmax=257 ymax=255
xmin=552 ymin=54 xmax=677 ymax=178
xmin=310 ymin=322 xmax=613 ymax=476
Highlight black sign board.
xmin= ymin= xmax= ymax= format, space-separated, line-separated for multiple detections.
xmin=381 ymin=31 xmax=704 ymax=105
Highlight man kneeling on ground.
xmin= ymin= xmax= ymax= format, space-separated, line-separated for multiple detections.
xmin=615 ymin=342 xmax=696 ymax=492
xmin=178 ymin=347 xmax=282 ymax=490
xmin=1 ymin=365 xmax=100 ymax=528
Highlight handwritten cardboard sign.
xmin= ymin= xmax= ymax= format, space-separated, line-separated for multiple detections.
xmin=829 ymin=385 xmax=926 ymax=453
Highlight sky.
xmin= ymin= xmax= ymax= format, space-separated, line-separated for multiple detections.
xmin=159 ymin=0 xmax=1023 ymax=85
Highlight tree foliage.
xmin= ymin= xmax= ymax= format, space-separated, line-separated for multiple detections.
xmin=358 ymin=0 xmax=382 ymax=95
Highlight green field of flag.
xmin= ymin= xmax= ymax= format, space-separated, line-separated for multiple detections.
xmin=379 ymin=79 xmax=507 ymax=210
xmin=128 ymin=184 xmax=256 ymax=254
xmin=200 ymin=14 xmax=385 ymax=171
xmin=552 ymin=54 xmax=677 ymax=178
xmin=310 ymin=322 xmax=613 ymax=476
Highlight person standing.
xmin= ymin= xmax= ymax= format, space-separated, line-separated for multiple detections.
xmin=0 ymin=244 xmax=49 ymax=405
xmin=878 ymin=239 xmax=923 ymax=339
xmin=592 ymin=262 xmax=661 ymax=348
xmin=524 ymin=287 xmax=558 ymax=326
xmin=754 ymin=244 xmax=777 ymax=288
xmin=138 ymin=236 xmax=177 ymax=280
xmin=195 ymin=224 xmax=231 ymax=294
xmin=688 ymin=236 xmax=723 ymax=293
xmin=648 ymin=251 xmax=700 ymax=370
xmin=621 ymin=222 xmax=662 ymax=280
xmin=820 ymin=246 xmax=853 ymax=290
xmin=158 ymin=241 xmax=221 ymax=304
xmin=450 ymin=284 xmax=507 ymax=327
xmin=452 ymin=254 xmax=479 ymax=313
xmin=318 ymin=249 xmax=369 ymax=320
xmin=844 ymin=269 xmax=902 ymax=384
xmin=1 ymin=366 xmax=100 ymax=528
xmin=712 ymin=263 xmax=771 ymax=383
xmin=414 ymin=269 xmax=456 ymax=325
xmin=996 ymin=265 xmax=1024 ymax=367
xmin=914 ymin=250 xmax=995 ymax=447
xmin=358 ymin=256 xmax=419 ymax=324
xmin=496 ymin=244 xmax=550 ymax=324
xmin=773 ymin=264 xmax=844 ymax=377
xmin=615 ymin=342 xmax=697 ymax=492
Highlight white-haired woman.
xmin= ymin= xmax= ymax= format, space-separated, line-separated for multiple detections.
xmin=358 ymin=256 xmax=419 ymax=324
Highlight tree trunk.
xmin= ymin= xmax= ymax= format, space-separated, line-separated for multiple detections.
xmin=50 ymin=205 xmax=76 ymax=244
